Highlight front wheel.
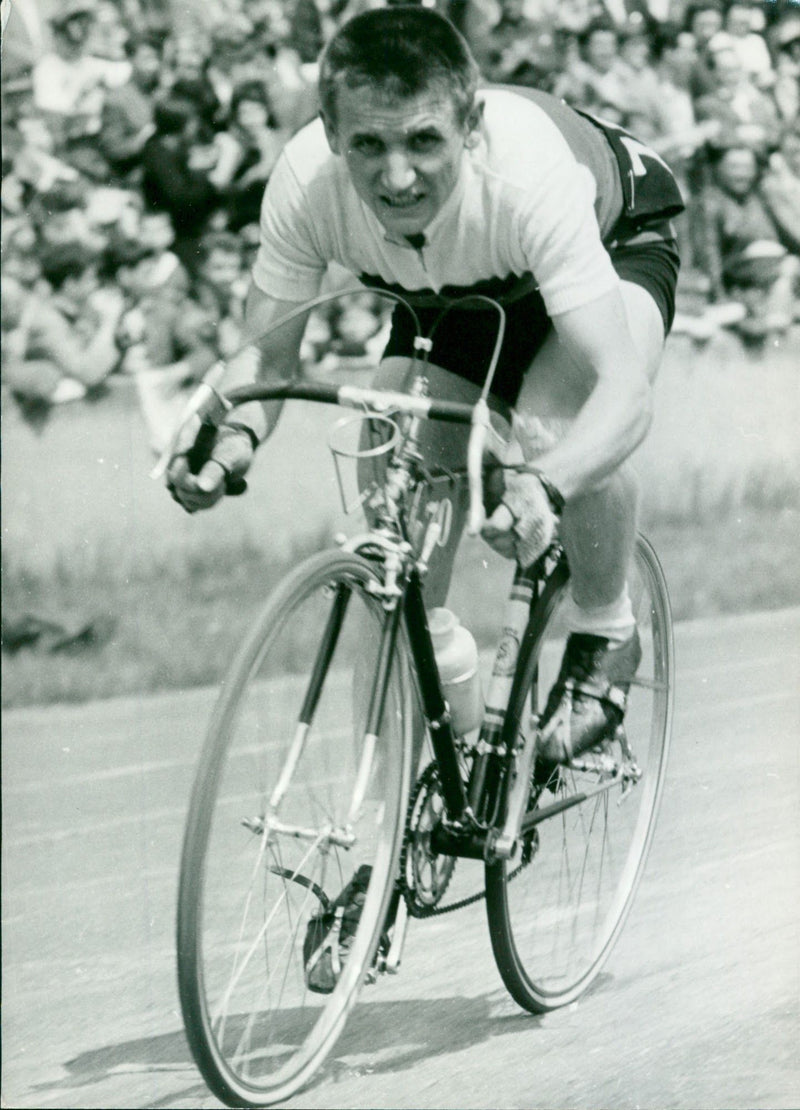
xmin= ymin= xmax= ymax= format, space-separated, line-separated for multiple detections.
xmin=486 ymin=535 xmax=674 ymax=1012
xmin=177 ymin=550 xmax=413 ymax=1107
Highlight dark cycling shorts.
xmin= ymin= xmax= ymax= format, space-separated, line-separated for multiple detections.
xmin=382 ymin=230 xmax=680 ymax=409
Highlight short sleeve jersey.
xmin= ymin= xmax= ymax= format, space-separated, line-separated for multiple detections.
xmin=252 ymin=87 xmax=623 ymax=317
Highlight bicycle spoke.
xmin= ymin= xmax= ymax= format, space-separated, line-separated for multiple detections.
xmin=177 ymin=553 xmax=412 ymax=1106
xmin=486 ymin=536 xmax=673 ymax=1011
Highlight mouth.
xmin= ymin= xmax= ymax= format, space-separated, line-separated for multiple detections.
xmin=379 ymin=192 xmax=426 ymax=212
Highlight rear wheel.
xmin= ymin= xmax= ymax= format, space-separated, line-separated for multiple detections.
xmin=486 ymin=536 xmax=674 ymax=1011
xmin=177 ymin=550 xmax=413 ymax=1107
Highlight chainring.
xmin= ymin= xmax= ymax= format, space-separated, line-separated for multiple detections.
xmin=400 ymin=762 xmax=458 ymax=917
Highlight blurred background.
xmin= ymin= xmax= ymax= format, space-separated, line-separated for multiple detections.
xmin=2 ymin=0 xmax=799 ymax=708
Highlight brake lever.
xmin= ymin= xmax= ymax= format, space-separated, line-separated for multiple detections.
xmin=149 ymin=369 xmax=229 ymax=481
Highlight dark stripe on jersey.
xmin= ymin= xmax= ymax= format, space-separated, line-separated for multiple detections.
xmin=359 ymin=270 xmax=538 ymax=309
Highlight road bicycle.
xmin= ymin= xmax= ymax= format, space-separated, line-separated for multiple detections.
xmin=167 ymin=291 xmax=674 ymax=1108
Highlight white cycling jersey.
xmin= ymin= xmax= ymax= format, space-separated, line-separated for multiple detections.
xmin=252 ymin=87 xmax=622 ymax=317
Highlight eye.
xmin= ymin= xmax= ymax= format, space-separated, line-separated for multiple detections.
xmin=408 ymin=132 xmax=443 ymax=153
xmin=350 ymin=135 xmax=384 ymax=156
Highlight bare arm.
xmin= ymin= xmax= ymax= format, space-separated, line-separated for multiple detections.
xmin=220 ymin=280 xmax=313 ymax=442
xmin=165 ymin=280 xmax=312 ymax=511
xmin=521 ymin=287 xmax=655 ymax=501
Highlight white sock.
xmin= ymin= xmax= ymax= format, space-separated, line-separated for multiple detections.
xmin=562 ymin=584 xmax=635 ymax=643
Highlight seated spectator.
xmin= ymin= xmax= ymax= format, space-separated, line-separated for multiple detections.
xmin=244 ymin=2 xmax=320 ymax=131
xmin=86 ymin=0 xmax=130 ymax=61
xmin=723 ymin=2 xmax=774 ymax=88
xmin=685 ymin=0 xmax=725 ymax=98
xmin=140 ymin=94 xmax=224 ymax=276
xmin=1 ymin=222 xmax=43 ymax=293
xmin=471 ymin=0 xmax=540 ymax=82
xmin=771 ymin=15 xmax=800 ymax=124
xmin=99 ymin=31 xmax=163 ymax=181
xmin=287 ymin=0 xmax=325 ymax=64
xmin=8 ymin=88 xmax=82 ymax=195
xmin=692 ymin=142 xmax=799 ymax=343
xmin=760 ymin=127 xmax=800 ymax=260
xmin=165 ymin=35 xmax=223 ymax=131
xmin=223 ymin=80 xmax=288 ymax=230
xmin=206 ymin=17 xmax=263 ymax=120
xmin=650 ymin=25 xmax=721 ymax=265
xmin=488 ymin=27 xmax=567 ymax=94
xmin=192 ymin=231 xmax=250 ymax=360
xmin=651 ymin=24 xmax=717 ymax=164
xmin=615 ymin=13 xmax=663 ymax=139
xmin=694 ymin=38 xmax=782 ymax=157
xmin=32 ymin=0 xmax=130 ymax=180
xmin=28 ymin=180 xmax=106 ymax=254
xmin=113 ymin=237 xmax=218 ymax=454
xmin=553 ymin=18 xmax=629 ymax=117
xmin=1 ymin=241 xmax=125 ymax=418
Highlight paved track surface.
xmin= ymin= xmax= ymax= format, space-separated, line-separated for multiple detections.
xmin=3 ymin=608 xmax=798 ymax=1110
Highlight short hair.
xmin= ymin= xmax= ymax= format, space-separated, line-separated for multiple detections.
xmin=124 ymin=31 xmax=163 ymax=60
xmin=578 ymin=17 xmax=619 ymax=49
xmin=198 ymin=230 xmax=242 ymax=263
xmin=39 ymin=241 xmax=97 ymax=290
xmin=318 ymin=7 xmax=480 ymax=129
xmin=683 ymin=0 xmax=724 ymax=31
xmin=230 ymin=80 xmax=276 ymax=125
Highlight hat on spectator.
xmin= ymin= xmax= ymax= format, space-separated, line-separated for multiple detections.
xmin=50 ymin=0 xmax=97 ymax=26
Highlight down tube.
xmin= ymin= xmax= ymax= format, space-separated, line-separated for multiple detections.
xmin=403 ymin=571 xmax=468 ymax=821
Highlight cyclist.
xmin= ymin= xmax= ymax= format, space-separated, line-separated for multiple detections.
xmin=166 ymin=6 xmax=683 ymax=774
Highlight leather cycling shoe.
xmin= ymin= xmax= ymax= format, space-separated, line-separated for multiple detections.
xmin=535 ymin=630 xmax=642 ymax=781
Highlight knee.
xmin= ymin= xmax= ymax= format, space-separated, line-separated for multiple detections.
xmin=564 ymin=461 xmax=640 ymax=513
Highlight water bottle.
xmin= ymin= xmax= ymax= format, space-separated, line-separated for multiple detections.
xmin=428 ymin=608 xmax=484 ymax=736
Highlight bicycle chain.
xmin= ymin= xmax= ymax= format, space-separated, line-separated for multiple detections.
xmin=399 ymin=763 xmax=534 ymax=918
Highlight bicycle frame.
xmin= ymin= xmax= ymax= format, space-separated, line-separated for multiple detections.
xmin=165 ymin=374 xmax=636 ymax=867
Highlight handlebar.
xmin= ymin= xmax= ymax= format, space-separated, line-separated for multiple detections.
xmin=152 ymin=377 xmax=499 ymax=534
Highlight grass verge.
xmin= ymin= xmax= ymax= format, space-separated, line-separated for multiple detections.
xmin=2 ymin=506 xmax=797 ymax=709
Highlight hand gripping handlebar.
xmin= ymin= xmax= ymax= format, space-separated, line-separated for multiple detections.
xmin=152 ymin=378 xmax=503 ymax=530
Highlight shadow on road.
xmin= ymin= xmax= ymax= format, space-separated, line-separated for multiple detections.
xmin=27 ymin=987 xmax=578 ymax=1107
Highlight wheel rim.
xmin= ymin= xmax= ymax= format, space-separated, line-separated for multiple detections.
xmin=178 ymin=556 xmax=410 ymax=1105
xmin=493 ymin=538 xmax=673 ymax=1007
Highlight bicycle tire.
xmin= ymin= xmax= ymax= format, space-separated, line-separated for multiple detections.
xmin=485 ymin=535 xmax=674 ymax=1011
xmin=177 ymin=549 xmax=413 ymax=1107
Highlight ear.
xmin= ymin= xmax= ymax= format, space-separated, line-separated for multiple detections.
xmin=464 ymin=97 xmax=485 ymax=149
xmin=320 ymin=110 xmax=341 ymax=155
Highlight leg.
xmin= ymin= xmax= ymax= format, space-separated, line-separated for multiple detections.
xmin=513 ymin=282 xmax=666 ymax=771
xmin=514 ymin=281 xmax=665 ymax=623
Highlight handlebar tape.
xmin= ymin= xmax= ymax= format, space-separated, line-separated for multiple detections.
xmin=186 ymin=420 xmax=248 ymax=496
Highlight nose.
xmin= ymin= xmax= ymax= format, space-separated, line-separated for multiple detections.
xmin=381 ymin=151 xmax=416 ymax=194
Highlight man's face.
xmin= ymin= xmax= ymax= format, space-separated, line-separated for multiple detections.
xmin=325 ymin=85 xmax=476 ymax=238
xmin=202 ymin=248 xmax=242 ymax=292
xmin=691 ymin=8 xmax=723 ymax=45
xmin=586 ymin=30 xmax=618 ymax=73
xmin=139 ymin=212 xmax=174 ymax=251
xmin=716 ymin=148 xmax=757 ymax=195
xmin=59 ymin=13 xmax=93 ymax=47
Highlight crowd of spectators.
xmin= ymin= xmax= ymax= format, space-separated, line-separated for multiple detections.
xmin=2 ymin=0 xmax=799 ymax=442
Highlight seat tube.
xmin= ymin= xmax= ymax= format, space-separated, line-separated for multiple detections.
xmin=403 ymin=570 xmax=468 ymax=821
xmin=468 ymin=565 xmax=537 ymax=823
